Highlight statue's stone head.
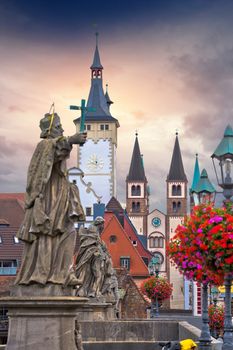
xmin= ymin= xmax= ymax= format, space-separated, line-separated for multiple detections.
xmin=40 ymin=113 xmax=64 ymax=139
xmin=93 ymin=216 xmax=105 ymax=234
xmin=94 ymin=216 xmax=105 ymax=226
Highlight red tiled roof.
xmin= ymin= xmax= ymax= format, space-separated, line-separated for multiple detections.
xmin=0 ymin=198 xmax=25 ymax=227
xmin=0 ymin=193 xmax=25 ymax=201
xmin=0 ymin=226 xmax=24 ymax=263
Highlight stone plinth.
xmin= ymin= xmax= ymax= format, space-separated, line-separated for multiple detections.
xmin=0 ymin=297 xmax=88 ymax=350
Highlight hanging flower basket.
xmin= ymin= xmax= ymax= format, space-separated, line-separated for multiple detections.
xmin=141 ymin=276 xmax=173 ymax=302
xmin=167 ymin=203 xmax=233 ymax=285
xmin=208 ymin=304 xmax=224 ymax=332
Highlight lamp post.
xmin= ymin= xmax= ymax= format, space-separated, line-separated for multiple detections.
xmin=148 ymin=255 xmax=161 ymax=318
xmin=192 ymin=169 xmax=216 ymax=350
xmin=212 ymin=124 xmax=233 ymax=350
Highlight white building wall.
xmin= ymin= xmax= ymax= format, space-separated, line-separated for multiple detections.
xmin=78 ymin=139 xmax=115 ymax=205
xmin=169 ymin=216 xmax=185 ymax=309
xmin=130 ymin=216 xmax=144 ymax=235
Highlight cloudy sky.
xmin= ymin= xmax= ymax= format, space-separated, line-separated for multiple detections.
xmin=0 ymin=0 xmax=233 ymax=211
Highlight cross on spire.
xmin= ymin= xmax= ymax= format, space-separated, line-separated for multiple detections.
xmin=95 ymin=32 xmax=99 ymax=46
xmin=70 ymin=99 xmax=95 ymax=132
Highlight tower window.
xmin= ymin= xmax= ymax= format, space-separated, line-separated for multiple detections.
xmin=172 ymin=185 xmax=177 ymax=196
xmin=177 ymin=185 xmax=181 ymax=196
xmin=85 ymin=207 xmax=92 ymax=216
xmin=177 ymin=202 xmax=181 ymax=211
xmin=136 ymin=202 xmax=140 ymax=211
xmin=131 ymin=185 xmax=136 ymax=196
xmin=149 ymin=236 xmax=164 ymax=248
xmin=136 ymin=185 xmax=141 ymax=196
xmin=172 ymin=201 xmax=177 ymax=213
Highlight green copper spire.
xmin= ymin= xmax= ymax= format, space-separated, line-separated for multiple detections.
xmin=212 ymin=125 xmax=233 ymax=159
xmin=195 ymin=169 xmax=216 ymax=193
xmin=190 ymin=154 xmax=200 ymax=192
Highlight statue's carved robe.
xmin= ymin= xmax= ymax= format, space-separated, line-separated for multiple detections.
xmin=15 ymin=137 xmax=85 ymax=286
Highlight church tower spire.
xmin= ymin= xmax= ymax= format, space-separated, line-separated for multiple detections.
xmin=73 ymin=34 xmax=119 ymax=206
xmin=126 ymin=133 xmax=149 ymax=235
xmin=190 ymin=154 xmax=200 ymax=211
xmin=166 ymin=132 xmax=188 ymax=309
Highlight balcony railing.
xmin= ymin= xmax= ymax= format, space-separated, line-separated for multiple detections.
xmin=0 ymin=267 xmax=17 ymax=275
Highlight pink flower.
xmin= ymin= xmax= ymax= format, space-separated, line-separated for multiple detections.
xmin=208 ymin=216 xmax=223 ymax=224
xmin=197 ymin=228 xmax=203 ymax=233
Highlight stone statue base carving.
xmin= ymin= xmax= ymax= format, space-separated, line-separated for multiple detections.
xmin=11 ymin=283 xmax=75 ymax=297
xmin=0 ymin=297 xmax=88 ymax=350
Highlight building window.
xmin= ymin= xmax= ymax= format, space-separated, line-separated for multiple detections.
xmin=131 ymin=185 xmax=136 ymax=196
xmin=100 ymin=124 xmax=104 ymax=131
xmin=172 ymin=185 xmax=177 ymax=196
xmin=0 ymin=260 xmax=18 ymax=275
xmin=131 ymin=185 xmax=141 ymax=196
xmin=13 ymin=236 xmax=19 ymax=244
xmin=87 ymin=124 xmax=91 ymax=131
xmin=136 ymin=202 xmax=140 ymax=212
xmin=105 ymin=124 xmax=109 ymax=130
xmin=85 ymin=207 xmax=92 ymax=216
xmin=132 ymin=240 xmax=137 ymax=246
xmin=177 ymin=185 xmax=181 ymax=196
xmin=120 ymin=257 xmax=130 ymax=270
xmin=177 ymin=202 xmax=181 ymax=211
xmin=136 ymin=185 xmax=141 ymax=196
xmin=172 ymin=201 xmax=177 ymax=213
xmin=149 ymin=236 xmax=164 ymax=248
xmin=110 ymin=235 xmax=117 ymax=243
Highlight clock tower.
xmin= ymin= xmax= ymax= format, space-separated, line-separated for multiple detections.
xmin=73 ymin=34 xmax=120 ymax=206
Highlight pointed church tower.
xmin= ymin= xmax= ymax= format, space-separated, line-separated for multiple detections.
xmin=73 ymin=33 xmax=119 ymax=205
xmin=126 ymin=133 xmax=149 ymax=235
xmin=167 ymin=132 xmax=188 ymax=309
xmin=190 ymin=154 xmax=200 ymax=211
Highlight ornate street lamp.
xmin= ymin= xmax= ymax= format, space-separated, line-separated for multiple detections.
xmin=212 ymin=124 xmax=233 ymax=350
xmin=191 ymin=168 xmax=216 ymax=350
xmin=148 ymin=255 xmax=161 ymax=318
xmin=192 ymin=168 xmax=216 ymax=205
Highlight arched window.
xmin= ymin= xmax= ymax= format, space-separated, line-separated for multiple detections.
xmin=177 ymin=201 xmax=181 ymax=211
xmin=172 ymin=185 xmax=177 ymax=196
xmin=158 ymin=237 xmax=164 ymax=248
xmin=136 ymin=185 xmax=141 ymax=196
xmin=131 ymin=185 xmax=136 ymax=196
xmin=177 ymin=185 xmax=181 ymax=196
xmin=136 ymin=202 xmax=140 ymax=212
xmin=172 ymin=201 xmax=177 ymax=213
xmin=132 ymin=202 xmax=136 ymax=211
xmin=149 ymin=235 xmax=164 ymax=248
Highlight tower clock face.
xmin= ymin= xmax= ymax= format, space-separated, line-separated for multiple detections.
xmin=152 ymin=217 xmax=161 ymax=227
xmin=87 ymin=154 xmax=104 ymax=172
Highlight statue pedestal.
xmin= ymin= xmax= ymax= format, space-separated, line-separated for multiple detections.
xmin=81 ymin=301 xmax=116 ymax=321
xmin=0 ymin=296 xmax=88 ymax=350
